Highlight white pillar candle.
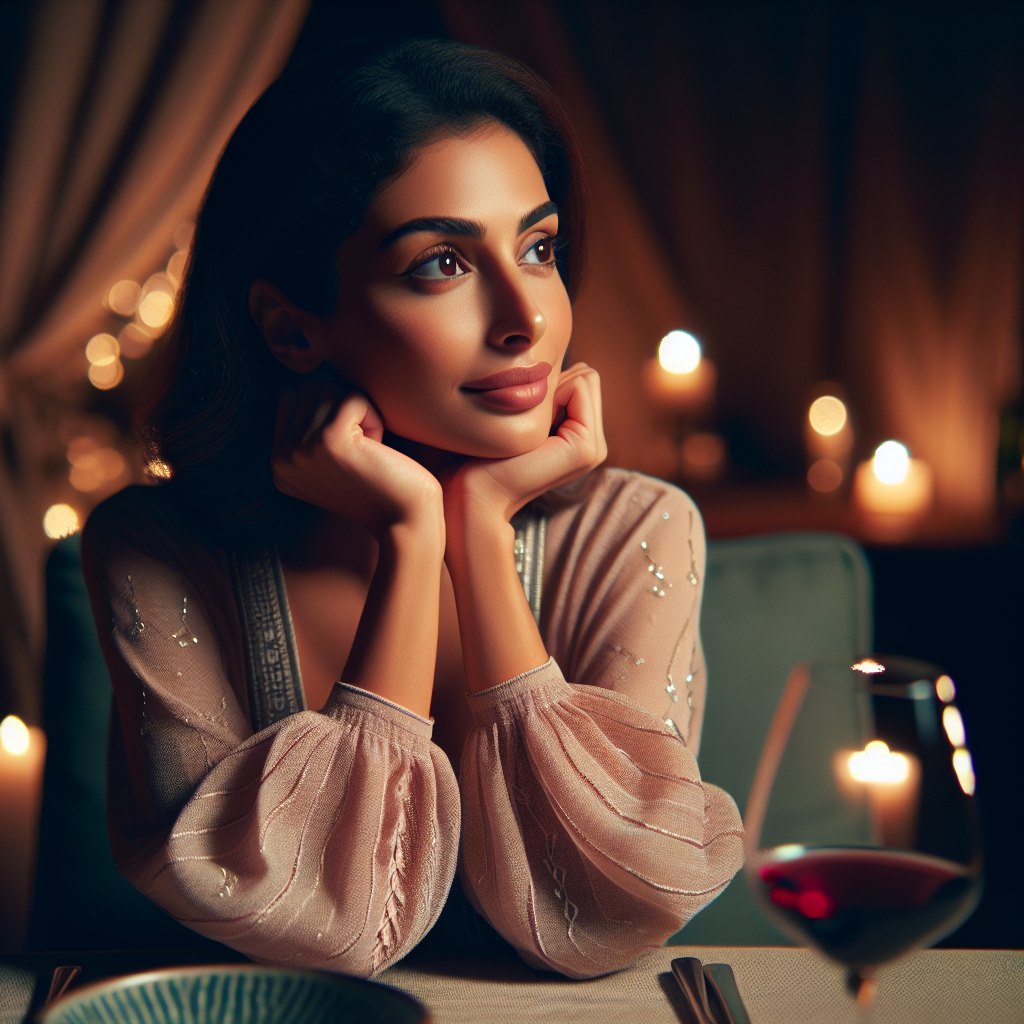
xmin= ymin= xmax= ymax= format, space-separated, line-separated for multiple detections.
xmin=0 ymin=717 xmax=46 ymax=953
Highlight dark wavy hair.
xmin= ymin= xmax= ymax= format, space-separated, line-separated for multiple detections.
xmin=138 ymin=37 xmax=588 ymax=547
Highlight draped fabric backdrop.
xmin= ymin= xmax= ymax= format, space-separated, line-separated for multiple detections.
xmin=0 ymin=0 xmax=1021 ymax=725
xmin=0 ymin=0 xmax=309 ymax=724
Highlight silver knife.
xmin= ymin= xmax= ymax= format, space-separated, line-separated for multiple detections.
xmin=703 ymin=963 xmax=752 ymax=1024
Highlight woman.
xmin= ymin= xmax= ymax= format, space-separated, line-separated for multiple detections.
xmin=82 ymin=37 xmax=743 ymax=979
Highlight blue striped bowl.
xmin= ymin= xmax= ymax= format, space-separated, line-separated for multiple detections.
xmin=40 ymin=964 xmax=428 ymax=1024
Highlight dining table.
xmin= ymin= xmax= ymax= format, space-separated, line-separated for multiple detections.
xmin=2 ymin=944 xmax=1022 ymax=1024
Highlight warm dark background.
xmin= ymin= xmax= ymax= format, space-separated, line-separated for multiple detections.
xmin=1 ymin=0 xmax=1021 ymax=949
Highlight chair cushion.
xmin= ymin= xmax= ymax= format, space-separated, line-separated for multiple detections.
xmin=674 ymin=532 xmax=872 ymax=945
xmin=26 ymin=536 xmax=218 ymax=951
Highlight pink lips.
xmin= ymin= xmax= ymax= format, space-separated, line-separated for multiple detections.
xmin=461 ymin=361 xmax=552 ymax=412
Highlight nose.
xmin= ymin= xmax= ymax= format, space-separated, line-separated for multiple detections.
xmin=485 ymin=269 xmax=547 ymax=352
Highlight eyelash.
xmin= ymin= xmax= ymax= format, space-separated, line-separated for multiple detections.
xmin=405 ymin=234 xmax=563 ymax=280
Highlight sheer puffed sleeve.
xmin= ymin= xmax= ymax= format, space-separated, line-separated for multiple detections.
xmin=82 ymin=488 xmax=459 ymax=976
xmin=459 ymin=470 xmax=744 ymax=978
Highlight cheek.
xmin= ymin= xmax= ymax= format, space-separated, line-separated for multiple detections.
xmin=545 ymin=281 xmax=573 ymax=357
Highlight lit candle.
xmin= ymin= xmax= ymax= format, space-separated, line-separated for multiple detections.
xmin=0 ymin=716 xmax=47 ymax=952
xmin=854 ymin=441 xmax=933 ymax=519
xmin=835 ymin=740 xmax=921 ymax=849
xmin=642 ymin=330 xmax=717 ymax=414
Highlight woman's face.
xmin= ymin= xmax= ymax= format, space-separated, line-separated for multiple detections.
xmin=318 ymin=123 xmax=573 ymax=459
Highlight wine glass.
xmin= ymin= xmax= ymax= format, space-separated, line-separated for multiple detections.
xmin=744 ymin=656 xmax=982 ymax=1011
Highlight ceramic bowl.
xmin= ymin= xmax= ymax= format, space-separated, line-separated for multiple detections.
xmin=40 ymin=964 xmax=428 ymax=1024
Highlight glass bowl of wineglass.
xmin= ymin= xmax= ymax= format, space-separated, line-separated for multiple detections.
xmin=744 ymin=656 xmax=982 ymax=1010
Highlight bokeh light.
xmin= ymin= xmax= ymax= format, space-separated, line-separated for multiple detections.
xmin=952 ymin=748 xmax=976 ymax=795
xmin=107 ymin=280 xmax=141 ymax=317
xmin=808 ymin=395 xmax=847 ymax=436
xmin=43 ymin=503 xmax=80 ymax=539
xmin=935 ymin=675 xmax=957 ymax=703
xmin=942 ymin=705 xmax=966 ymax=748
xmin=85 ymin=333 xmax=119 ymax=366
xmin=807 ymin=458 xmax=843 ymax=492
xmin=89 ymin=359 xmax=124 ymax=390
xmin=658 ymin=330 xmax=701 ymax=375
xmin=68 ymin=438 xmax=126 ymax=492
xmin=166 ymin=250 xmax=188 ymax=288
xmin=0 ymin=715 xmax=29 ymax=756
xmin=118 ymin=322 xmax=154 ymax=359
xmin=138 ymin=290 xmax=174 ymax=327
xmin=872 ymin=440 xmax=910 ymax=485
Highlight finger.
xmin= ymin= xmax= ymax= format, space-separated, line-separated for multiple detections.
xmin=581 ymin=369 xmax=608 ymax=464
xmin=357 ymin=397 xmax=385 ymax=444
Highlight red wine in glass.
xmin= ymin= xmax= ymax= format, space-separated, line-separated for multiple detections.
xmin=745 ymin=657 xmax=983 ymax=1006
xmin=753 ymin=846 xmax=980 ymax=970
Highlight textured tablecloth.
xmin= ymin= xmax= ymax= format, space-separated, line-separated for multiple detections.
xmin=382 ymin=945 xmax=1024 ymax=1024
xmin=3 ymin=946 xmax=1021 ymax=1024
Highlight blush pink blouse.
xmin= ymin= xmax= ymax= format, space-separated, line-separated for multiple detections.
xmin=82 ymin=468 xmax=743 ymax=979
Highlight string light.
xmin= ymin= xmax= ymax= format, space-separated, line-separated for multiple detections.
xmin=89 ymin=359 xmax=124 ymax=390
xmin=85 ymin=333 xmax=119 ymax=366
xmin=118 ymin=322 xmax=154 ymax=359
xmin=166 ymin=250 xmax=188 ymax=288
xmin=67 ymin=438 xmax=126 ymax=492
xmin=43 ymin=504 xmax=79 ymax=539
xmin=107 ymin=280 xmax=141 ymax=317
xmin=808 ymin=396 xmax=847 ymax=436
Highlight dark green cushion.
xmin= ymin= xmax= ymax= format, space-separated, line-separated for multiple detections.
xmin=26 ymin=537 xmax=217 ymax=952
xmin=674 ymin=532 xmax=873 ymax=944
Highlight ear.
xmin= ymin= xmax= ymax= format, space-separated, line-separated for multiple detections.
xmin=249 ymin=278 xmax=324 ymax=373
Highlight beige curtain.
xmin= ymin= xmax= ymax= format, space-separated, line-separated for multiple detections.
xmin=0 ymin=0 xmax=309 ymax=723
xmin=845 ymin=38 xmax=1022 ymax=520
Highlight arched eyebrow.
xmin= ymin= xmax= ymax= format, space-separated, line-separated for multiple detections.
xmin=377 ymin=201 xmax=559 ymax=250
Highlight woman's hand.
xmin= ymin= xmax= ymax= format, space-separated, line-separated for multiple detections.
xmin=272 ymin=380 xmax=445 ymax=717
xmin=443 ymin=363 xmax=607 ymax=528
xmin=272 ymin=380 xmax=444 ymax=544
xmin=441 ymin=365 xmax=606 ymax=692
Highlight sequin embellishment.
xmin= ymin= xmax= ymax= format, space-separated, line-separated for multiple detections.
xmin=170 ymin=596 xmax=199 ymax=647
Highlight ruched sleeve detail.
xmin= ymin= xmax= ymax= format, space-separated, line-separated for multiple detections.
xmin=82 ymin=487 xmax=460 ymax=977
xmin=137 ymin=691 xmax=459 ymax=975
xmin=458 ymin=471 xmax=745 ymax=978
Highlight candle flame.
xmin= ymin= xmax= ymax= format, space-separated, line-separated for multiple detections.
xmin=1 ymin=715 xmax=30 ymax=756
xmin=658 ymin=330 xmax=701 ymax=375
xmin=873 ymin=441 xmax=910 ymax=485
xmin=848 ymin=740 xmax=909 ymax=784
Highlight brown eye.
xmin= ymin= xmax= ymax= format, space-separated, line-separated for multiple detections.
xmin=523 ymin=237 xmax=555 ymax=265
xmin=411 ymin=249 xmax=466 ymax=280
